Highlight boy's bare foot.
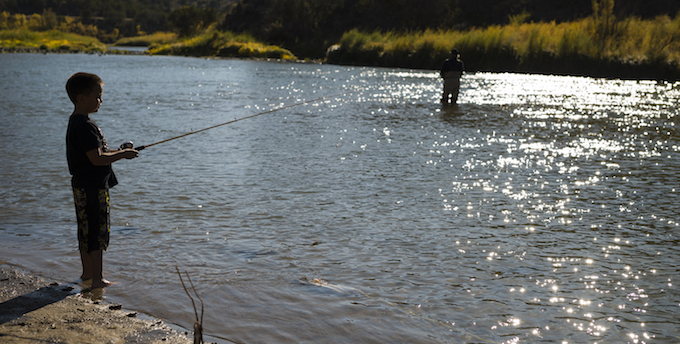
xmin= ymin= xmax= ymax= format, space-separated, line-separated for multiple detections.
xmin=90 ymin=278 xmax=113 ymax=289
xmin=79 ymin=275 xmax=93 ymax=281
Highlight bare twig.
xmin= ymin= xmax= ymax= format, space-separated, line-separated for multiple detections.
xmin=186 ymin=270 xmax=205 ymax=330
xmin=175 ymin=265 xmax=204 ymax=344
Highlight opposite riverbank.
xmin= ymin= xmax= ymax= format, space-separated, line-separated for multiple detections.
xmin=0 ymin=264 xmax=194 ymax=344
xmin=5 ymin=9 xmax=680 ymax=82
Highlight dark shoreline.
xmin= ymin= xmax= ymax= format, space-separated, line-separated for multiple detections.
xmin=0 ymin=46 xmax=145 ymax=55
xmin=4 ymin=47 xmax=678 ymax=82
xmin=327 ymin=48 xmax=680 ymax=82
xmin=0 ymin=263 xmax=195 ymax=344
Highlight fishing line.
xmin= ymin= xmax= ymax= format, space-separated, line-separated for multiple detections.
xmin=134 ymin=90 xmax=356 ymax=151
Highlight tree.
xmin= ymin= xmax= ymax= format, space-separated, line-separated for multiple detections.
xmin=41 ymin=8 xmax=57 ymax=29
xmin=0 ymin=11 xmax=10 ymax=29
xmin=591 ymin=0 xmax=616 ymax=57
xmin=169 ymin=6 xmax=217 ymax=37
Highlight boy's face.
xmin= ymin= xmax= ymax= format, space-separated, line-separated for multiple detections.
xmin=77 ymin=84 xmax=103 ymax=114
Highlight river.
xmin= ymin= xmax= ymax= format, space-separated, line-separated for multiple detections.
xmin=1 ymin=53 xmax=678 ymax=343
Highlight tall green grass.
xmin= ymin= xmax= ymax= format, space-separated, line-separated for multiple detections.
xmin=113 ymin=32 xmax=178 ymax=47
xmin=148 ymin=30 xmax=296 ymax=60
xmin=0 ymin=28 xmax=106 ymax=51
xmin=327 ymin=14 xmax=680 ymax=80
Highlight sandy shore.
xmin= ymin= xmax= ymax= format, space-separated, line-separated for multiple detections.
xmin=0 ymin=264 xmax=194 ymax=344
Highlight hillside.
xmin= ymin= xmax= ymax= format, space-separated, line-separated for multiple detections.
xmin=2 ymin=0 xmax=679 ymax=42
xmin=0 ymin=0 xmax=238 ymax=35
xmin=3 ymin=0 xmax=680 ymax=80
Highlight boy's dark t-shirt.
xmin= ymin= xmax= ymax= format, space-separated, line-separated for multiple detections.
xmin=66 ymin=114 xmax=118 ymax=189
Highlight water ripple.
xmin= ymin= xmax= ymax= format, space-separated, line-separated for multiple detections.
xmin=0 ymin=54 xmax=678 ymax=343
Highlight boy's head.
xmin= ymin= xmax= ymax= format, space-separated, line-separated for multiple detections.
xmin=66 ymin=72 xmax=103 ymax=105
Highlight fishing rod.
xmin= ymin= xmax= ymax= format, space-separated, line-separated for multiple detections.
xmin=133 ymin=90 xmax=356 ymax=151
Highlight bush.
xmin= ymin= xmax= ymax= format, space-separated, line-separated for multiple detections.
xmin=114 ymin=32 xmax=178 ymax=46
xmin=0 ymin=28 xmax=106 ymax=51
xmin=326 ymin=13 xmax=680 ymax=80
xmin=148 ymin=30 xmax=296 ymax=59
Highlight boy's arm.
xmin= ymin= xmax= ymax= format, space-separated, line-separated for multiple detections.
xmin=86 ymin=147 xmax=138 ymax=166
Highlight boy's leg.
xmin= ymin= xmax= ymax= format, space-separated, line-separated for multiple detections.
xmin=88 ymin=250 xmax=111 ymax=288
xmin=74 ymin=187 xmax=112 ymax=287
xmin=80 ymin=249 xmax=111 ymax=287
xmin=80 ymin=249 xmax=93 ymax=280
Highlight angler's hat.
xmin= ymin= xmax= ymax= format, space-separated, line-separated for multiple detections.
xmin=451 ymin=49 xmax=460 ymax=56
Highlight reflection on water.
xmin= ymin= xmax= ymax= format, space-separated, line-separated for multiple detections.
xmin=0 ymin=53 xmax=679 ymax=343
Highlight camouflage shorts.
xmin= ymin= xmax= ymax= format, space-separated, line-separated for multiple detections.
xmin=73 ymin=187 xmax=110 ymax=253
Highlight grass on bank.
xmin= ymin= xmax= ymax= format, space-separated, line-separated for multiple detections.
xmin=327 ymin=14 xmax=680 ymax=79
xmin=147 ymin=30 xmax=296 ymax=59
xmin=2 ymin=11 xmax=295 ymax=58
xmin=0 ymin=26 xmax=296 ymax=60
xmin=4 ymin=8 xmax=680 ymax=79
xmin=0 ymin=28 xmax=106 ymax=51
xmin=112 ymin=32 xmax=178 ymax=47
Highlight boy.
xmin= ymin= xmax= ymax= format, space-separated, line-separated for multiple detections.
xmin=65 ymin=72 xmax=138 ymax=289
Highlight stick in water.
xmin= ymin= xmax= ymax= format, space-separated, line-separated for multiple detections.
xmin=175 ymin=265 xmax=204 ymax=344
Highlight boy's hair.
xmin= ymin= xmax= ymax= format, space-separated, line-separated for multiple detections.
xmin=66 ymin=72 xmax=103 ymax=104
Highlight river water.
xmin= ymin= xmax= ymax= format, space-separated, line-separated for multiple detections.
xmin=1 ymin=53 xmax=678 ymax=343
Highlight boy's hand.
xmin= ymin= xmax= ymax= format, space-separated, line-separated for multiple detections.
xmin=122 ymin=149 xmax=139 ymax=159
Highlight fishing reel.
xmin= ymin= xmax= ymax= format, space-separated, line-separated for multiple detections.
xmin=119 ymin=141 xmax=134 ymax=150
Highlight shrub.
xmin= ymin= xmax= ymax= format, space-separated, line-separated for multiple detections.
xmin=114 ymin=32 xmax=178 ymax=46
xmin=148 ymin=30 xmax=296 ymax=59
xmin=327 ymin=12 xmax=680 ymax=79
